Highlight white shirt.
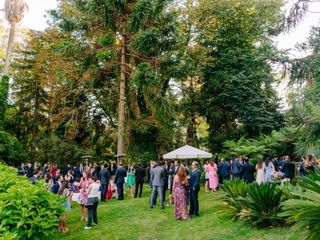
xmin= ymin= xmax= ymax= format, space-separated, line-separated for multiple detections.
xmin=88 ymin=182 xmax=100 ymax=198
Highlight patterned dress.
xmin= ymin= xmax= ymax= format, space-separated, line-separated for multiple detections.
xmin=173 ymin=180 xmax=188 ymax=220
xmin=78 ymin=178 xmax=92 ymax=205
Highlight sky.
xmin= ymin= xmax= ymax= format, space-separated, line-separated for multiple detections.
xmin=0 ymin=0 xmax=319 ymax=53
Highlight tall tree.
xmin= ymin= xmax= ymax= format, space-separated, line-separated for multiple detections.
xmin=0 ymin=0 xmax=27 ymax=130
xmin=196 ymin=0 xmax=285 ymax=152
xmin=48 ymin=0 xmax=180 ymax=161
xmin=3 ymin=0 xmax=28 ymax=75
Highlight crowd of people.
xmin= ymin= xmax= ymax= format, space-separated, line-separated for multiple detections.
xmin=15 ymin=154 xmax=319 ymax=231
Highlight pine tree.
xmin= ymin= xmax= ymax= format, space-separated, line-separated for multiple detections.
xmin=48 ymin=0 xmax=180 ymax=161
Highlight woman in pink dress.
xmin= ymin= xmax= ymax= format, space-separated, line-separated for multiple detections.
xmin=78 ymin=171 xmax=92 ymax=221
xmin=206 ymin=161 xmax=219 ymax=192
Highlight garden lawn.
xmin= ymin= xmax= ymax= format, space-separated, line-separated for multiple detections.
xmin=52 ymin=189 xmax=300 ymax=240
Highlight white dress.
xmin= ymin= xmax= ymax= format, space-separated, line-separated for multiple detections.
xmin=256 ymin=164 xmax=265 ymax=184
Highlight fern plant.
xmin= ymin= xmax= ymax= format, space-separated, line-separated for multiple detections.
xmin=280 ymin=167 xmax=320 ymax=240
xmin=238 ymin=183 xmax=283 ymax=227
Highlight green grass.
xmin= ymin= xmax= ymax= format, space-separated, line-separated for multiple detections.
xmin=52 ymin=188 xmax=300 ymax=240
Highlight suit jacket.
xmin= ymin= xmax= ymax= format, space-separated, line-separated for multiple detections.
xmin=26 ymin=166 xmax=33 ymax=178
xmin=189 ymin=168 xmax=201 ymax=190
xmin=151 ymin=166 xmax=165 ymax=187
xmin=171 ymin=165 xmax=180 ymax=175
xmin=73 ymin=167 xmax=81 ymax=179
xmin=240 ymin=163 xmax=255 ymax=183
xmin=51 ymin=182 xmax=61 ymax=194
xmin=219 ymin=162 xmax=230 ymax=177
xmin=282 ymin=161 xmax=295 ymax=180
xmin=231 ymin=160 xmax=241 ymax=174
xmin=114 ymin=167 xmax=127 ymax=184
xmin=135 ymin=167 xmax=146 ymax=183
xmin=100 ymin=168 xmax=111 ymax=185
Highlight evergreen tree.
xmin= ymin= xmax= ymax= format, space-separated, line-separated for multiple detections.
xmin=47 ymin=0 xmax=180 ymax=161
xmin=196 ymin=0 xmax=284 ymax=152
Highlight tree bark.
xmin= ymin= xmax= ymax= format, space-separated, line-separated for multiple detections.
xmin=3 ymin=22 xmax=16 ymax=76
xmin=117 ymin=34 xmax=126 ymax=159
xmin=31 ymin=88 xmax=40 ymax=161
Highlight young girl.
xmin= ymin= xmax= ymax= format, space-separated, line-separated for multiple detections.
xmin=58 ymin=181 xmax=71 ymax=233
xmin=108 ymin=177 xmax=117 ymax=199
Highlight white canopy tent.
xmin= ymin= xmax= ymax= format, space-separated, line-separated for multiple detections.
xmin=163 ymin=145 xmax=212 ymax=159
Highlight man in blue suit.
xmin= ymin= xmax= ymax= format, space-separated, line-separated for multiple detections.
xmin=219 ymin=158 xmax=230 ymax=183
xmin=114 ymin=162 xmax=127 ymax=200
xmin=189 ymin=161 xmax=201 ymax=217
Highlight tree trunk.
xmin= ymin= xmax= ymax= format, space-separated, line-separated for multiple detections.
xmin=117 ymin=34 xmax=126 ymax=159
xmin=3 ymin=22 xmax=16 ymax=76
xmin=31 ymin=89 xmax=40 ymax=161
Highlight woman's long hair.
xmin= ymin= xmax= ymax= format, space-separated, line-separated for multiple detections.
xmin=177 ymin=166 xmax=188 ymax=185
xmin=257 ymin=159 xmax=264 ymax=169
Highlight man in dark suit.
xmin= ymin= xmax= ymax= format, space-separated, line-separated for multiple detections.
xmin=189 ymin=161 xmax=201 ymax=217
xmin=17 ymin=163 xmax=25 ymax=176
xmin=135 ymin=163 xmax=146 ymax=198
xmin=282 ymin=155 xmax=295 ymax=181
xmin=73 ymin=165 xmax=81 ymax=180
xmin=51 ymin=175 xmax=64 ymax=194
xmin=150 ymin=161 xmax=165 ymax=209
xmin=170 ymin=160 xmax=179 ymax=193
xmin=63 ymin=163 xmax=71 ymax=176
xmin=26 ymin=163 xmax=33 ymax=178
xmin=231 ymin=157 xmax=241 ymax=179
xmin=240 ymin=158 xmax=255 ymax=183
xmin=114 ymin=162 xmax=127 ymax=200
xmin=100 ymin=163 xmax=111 ymax=202
xmin=219 ymin=158 xmax=230 ymax=183
xmin=109 ymin=161 xmax=117 ymax=176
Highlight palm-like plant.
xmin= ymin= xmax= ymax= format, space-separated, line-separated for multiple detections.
xmin=238 ymin=183 xmax=283 ymax=227
xmin=221 ymin=179 xmax=248 ymax=218
xmin=280 ymin=168 xmax=320 ymax=240
xmin=3 ymin=0 xmax=28 ymax=76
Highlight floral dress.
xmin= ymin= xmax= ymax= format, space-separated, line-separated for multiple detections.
xmin=173 ymin=180 xmax=188 ymax=220
xmin=78 ymin=178 xmax=92 ymax=205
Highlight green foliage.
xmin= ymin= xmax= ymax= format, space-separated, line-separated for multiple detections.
xmin=98 ymin=33 xmax=115 ymax=47
xmin=238 ymin=183 xmax=283 ymax=227
xmin=280 ymin=168 xmax=320 ymax=239
xmin=0 ymin=130 xmax=28 ymax=165
xmin=197 ymin=0 xmax=284 ymax=152
xmin=132 ymin=28 xmax=162 ymax=56
xmin=37 ymin=135 xmax=95 ymax=165
xmin=0 ymin=163 xmax=64 ymax=240
xmin=221 ymin=179 xmax=248 ymax=218
xmin=96 ymin=50 xmax=113 ymax=61
xmin=0 ymin=76 xmax=9 ymax=130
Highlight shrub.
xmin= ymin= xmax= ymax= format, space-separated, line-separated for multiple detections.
xmin=0 ymin=163 xmax=64 ymax=240
xmin=280 ymin=168 xmax=320 ymax=240
xmin=238 ymin=183 xmax=283 ymax=227
xmin=221 ymin=179 xmax=248 ymax=218
xmin=0 ymin=130 xmax=29 ymax=165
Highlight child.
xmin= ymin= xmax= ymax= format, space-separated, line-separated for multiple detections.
xmin=58 ymin=181 xmax=71 ymax=233
xmin=108 ymin=177 xmax=117 ymax=199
